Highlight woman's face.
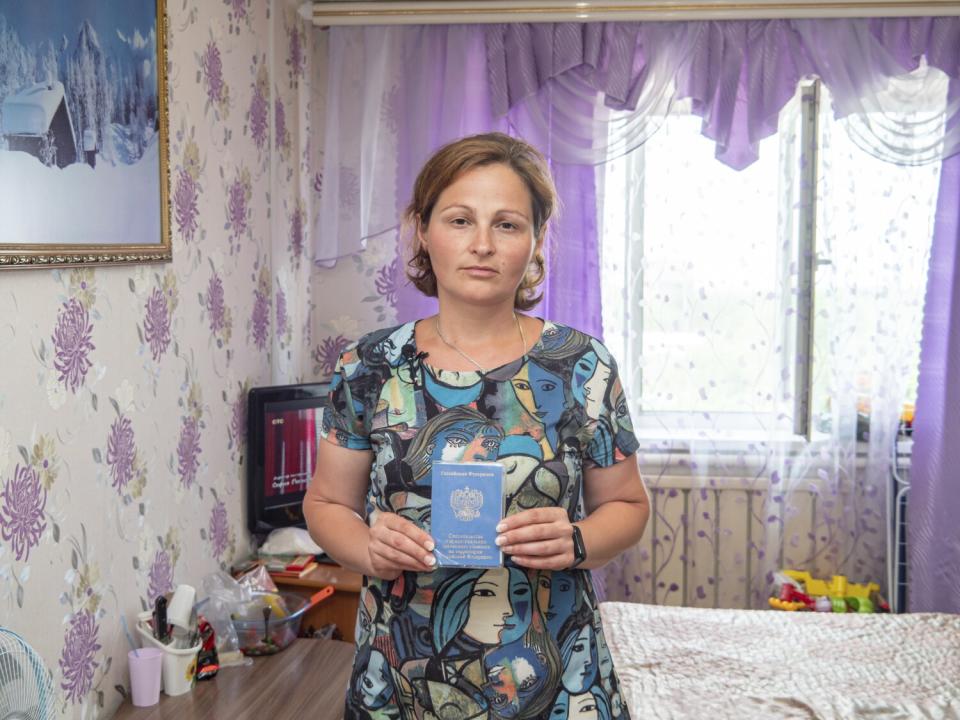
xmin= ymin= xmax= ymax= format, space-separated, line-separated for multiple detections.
xmin=583 ymin=359 xmax=611 ymax=420
xmin=572 ymin=352 xmax=598 ymax=404
xmin=562 ymin=624 xmax=597 ymax=693
xmin=569 ymin=691 xmax=600 ymax=719
xmin=462 ymin=568 xmax=532 ymax=645
xmin=418 ymin=163 xmax=539 ymax=310
xmin=379 ymin=375 xmax=417 ymax=428
xmin=546 ymin=573 xmax=577 ymax=637
xmin=595 ymin=623 xmax=613 ymax=678
xmin=514 ymin=362 xmax=565 ymax=427
xmin=463 ymin=569 xmax=513 ymax=645
xmin=360 ymin=650 xmax=393 ymax=708
xmin=501 ymin=568 xmax=533 ymax=644
xmin=430 ymin=422 xmax=501 ymax=464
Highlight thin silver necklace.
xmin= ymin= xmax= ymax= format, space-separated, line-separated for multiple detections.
xmin=435 ymin=312 xmax=527 ymax=374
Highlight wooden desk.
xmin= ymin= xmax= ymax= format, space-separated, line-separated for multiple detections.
xmin=273 ymin=563 xmax=362 ymax=644
xmin=113 ymin=638 xmax=354 ymax=720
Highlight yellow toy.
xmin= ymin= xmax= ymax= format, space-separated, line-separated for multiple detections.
xmin=769 ymin=597 xmax=807 ymax=611
xmin=782 ymin=571 xmax=879 ymax=600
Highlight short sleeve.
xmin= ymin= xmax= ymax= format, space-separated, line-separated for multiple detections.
xmin=321 ymin=347 xmax=372 ymax=451
xmin=583 ymin=354 xmax=639 ymax=468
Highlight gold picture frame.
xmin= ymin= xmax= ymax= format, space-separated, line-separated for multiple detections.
xmin=0 ymin=0 xmax=171 ymax=269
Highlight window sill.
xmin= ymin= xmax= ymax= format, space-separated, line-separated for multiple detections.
xmin=633 ymin=430 xmax=912 ymax=478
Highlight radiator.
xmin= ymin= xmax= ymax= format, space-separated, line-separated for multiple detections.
xmin=600 ymin=475 xmax=837 ymax=610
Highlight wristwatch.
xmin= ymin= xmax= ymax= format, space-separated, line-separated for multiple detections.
xmin=570 ymin=524 xmax=587 ymax=569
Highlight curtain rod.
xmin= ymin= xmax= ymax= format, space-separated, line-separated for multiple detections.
xmin=303 ymin=0 xmax=960 ymax=25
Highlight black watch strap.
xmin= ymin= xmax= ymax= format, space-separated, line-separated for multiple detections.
xmin=570 ymin=524 xmax=587 ymax=568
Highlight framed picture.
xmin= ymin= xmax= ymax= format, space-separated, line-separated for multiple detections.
xmin=0 ymin=0 xmax=170 ymax=269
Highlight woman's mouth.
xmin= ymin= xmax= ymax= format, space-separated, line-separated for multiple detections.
xmin=463 ymin=266 xmax=498 ymax=278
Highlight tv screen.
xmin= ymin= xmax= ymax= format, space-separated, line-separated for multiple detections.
xmin=246 ymin=382 xmax=329 ymax=535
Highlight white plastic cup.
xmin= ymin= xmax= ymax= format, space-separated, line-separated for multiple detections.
xmin=166 ymin=584 xmax=196 ymax=632
xmin=128 ymin=648 xmax=162 ymax=707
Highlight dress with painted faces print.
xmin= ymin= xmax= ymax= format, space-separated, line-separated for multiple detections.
xmin=323 ymin=320 xmax=638 ymax=720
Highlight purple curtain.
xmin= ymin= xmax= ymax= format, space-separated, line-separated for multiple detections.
xmin=538 ymin=163 xmax=603 ymax=338
xmin=392 ymin=26 xmax=604 ymax=340
xmin=393 ymin=26 xmax=507 ymax=325
xmin=909 ymin=84 xmax=960 ymax=614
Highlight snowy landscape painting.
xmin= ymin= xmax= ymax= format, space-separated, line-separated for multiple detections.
xmin=0 ymin=0 xmax=170 ymax=267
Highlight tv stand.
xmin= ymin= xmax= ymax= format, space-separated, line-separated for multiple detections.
xmin=274 ymin=563 xmax=362 ymax=644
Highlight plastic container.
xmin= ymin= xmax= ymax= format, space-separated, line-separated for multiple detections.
xmin=231 ymin=591 xmax=311 ymax=656
xmin=136 ymin=614 xmax=202 ymax=696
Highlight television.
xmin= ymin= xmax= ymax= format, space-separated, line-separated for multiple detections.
xmin=246 ymin=382 xmax=330 ymax=536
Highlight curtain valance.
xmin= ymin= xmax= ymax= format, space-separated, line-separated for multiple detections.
xmin=486 ymin=17 xmax=960 ymax=168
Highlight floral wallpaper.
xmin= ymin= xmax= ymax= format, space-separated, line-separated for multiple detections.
xmin=0 ymin=1 xmax=346 ymax=717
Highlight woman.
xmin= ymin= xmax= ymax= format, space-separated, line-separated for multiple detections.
xmin=303 ymin=132 xmax=649 ymax=719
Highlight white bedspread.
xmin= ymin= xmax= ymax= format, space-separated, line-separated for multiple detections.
xmin=600 ymin=601 xmax=960 ymax=719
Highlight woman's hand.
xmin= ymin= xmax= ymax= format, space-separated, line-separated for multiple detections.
xmin=495 ymin=507 xmax=576 ymax=570
xmin=367 ymin=512 xmax=437 ymax=580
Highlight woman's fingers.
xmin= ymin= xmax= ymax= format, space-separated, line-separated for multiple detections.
xmin=495 ymin=507 xmax=574 ymax=570
xmin=500 ymin=537 xmax=569 ymax=557
xmin=370 ymin=542 xmax=433 ymax=572
xmin=368 ymin=513 xmax=435 ymax=577
xmin=497 ymin=509 xmax=571 ymax=546
xmin=496 ymin=506 xmax=567 ymax=533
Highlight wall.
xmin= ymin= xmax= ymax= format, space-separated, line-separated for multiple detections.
xmin=0 ymin=1 xmax=318 ymax=716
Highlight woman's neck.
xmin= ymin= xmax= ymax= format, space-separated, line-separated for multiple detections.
xmin=434 ymin=301 xmax=519 ymax=348
xmin=416 ymin=297 xmax=539 ymax=372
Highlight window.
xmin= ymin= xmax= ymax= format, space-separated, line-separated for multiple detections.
xmin=600 ymin=80 xmax=945 ymax=443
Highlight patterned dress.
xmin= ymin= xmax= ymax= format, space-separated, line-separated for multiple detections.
xmin=322 ymin=319 xmax=639 ymax=720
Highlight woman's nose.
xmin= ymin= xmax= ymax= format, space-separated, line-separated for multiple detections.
xmin=469 ymin=226 xmax=495 ymax=255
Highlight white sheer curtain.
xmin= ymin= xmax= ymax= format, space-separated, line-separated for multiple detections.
xmin=598 ymin=86 xmax=941 ymax=608
xmin=313 ymin=26 xmax=403 ymax=267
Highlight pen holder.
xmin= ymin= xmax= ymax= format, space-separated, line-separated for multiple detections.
xmin=136 ymin=613 xmax=201 ymax=696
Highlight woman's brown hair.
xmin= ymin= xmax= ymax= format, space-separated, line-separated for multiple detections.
xmin=404 ymin=132 xmax=557 ymax=311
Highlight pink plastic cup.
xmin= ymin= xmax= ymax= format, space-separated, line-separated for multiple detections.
xmin=128 ymin=648 xmax=163 ymax=707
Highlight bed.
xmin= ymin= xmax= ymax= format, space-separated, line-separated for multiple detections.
xmin=600 ymin=601 xmax=960 ymax=719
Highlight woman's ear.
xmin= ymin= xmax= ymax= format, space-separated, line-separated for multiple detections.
xmin=416 ymin=214 xmax=428 ymax=250
xmin=533 ymin=224 xmax=546 ymax=255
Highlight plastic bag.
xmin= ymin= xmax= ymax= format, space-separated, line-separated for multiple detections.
xmin=259 ymin=527 xmax=323 ymax=556
xmin=236 ymin=565 xmax=278 ymax=594
xmin=199 ymin=571 xmax=252 ymax=667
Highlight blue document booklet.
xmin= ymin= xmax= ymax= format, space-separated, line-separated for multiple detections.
xmin=431 ymin=462 xmax=504 ymax=568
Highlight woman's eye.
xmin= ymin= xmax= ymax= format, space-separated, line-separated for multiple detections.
xmin=481 ymin=438 xmax=499 ymax=451
xmin=445 ymin=436 xmax=468 ymax=447
xmin=473 ymin=589 xmax=496 ymax=597
xmin=451 ymin=217 xmax=470 ymax=226
xmin=499 ymin=222 xmax=517 ymax=231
